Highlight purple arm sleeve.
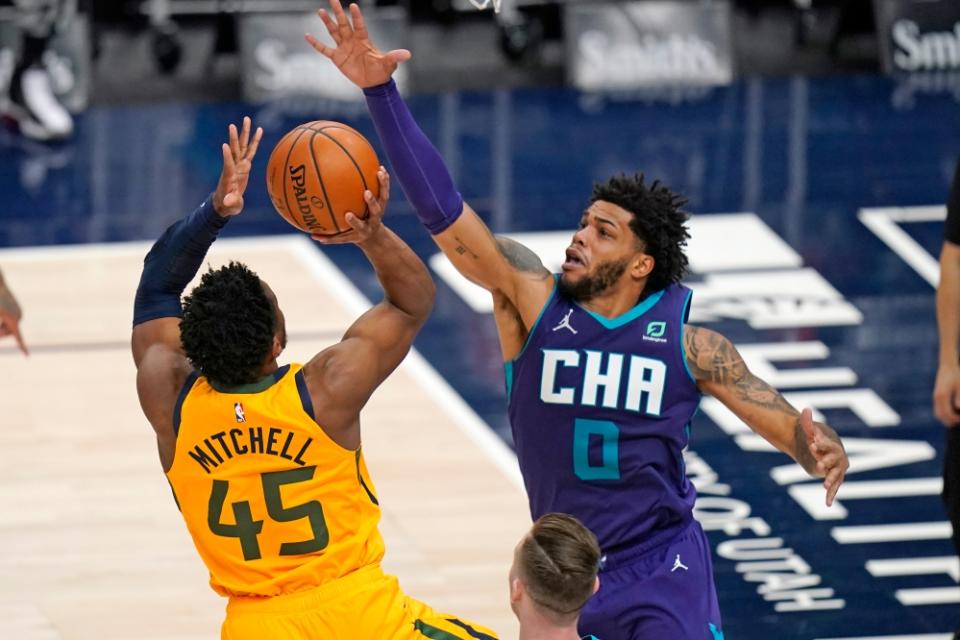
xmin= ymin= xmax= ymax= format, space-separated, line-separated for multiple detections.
xmin=363 ymin=79 xmax=464 ymax=235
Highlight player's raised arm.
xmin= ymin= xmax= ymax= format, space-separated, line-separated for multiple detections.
xmin=302 ymin=168 xmax=435 ymax=436
xmin=131 ymin=118 xmax=263 ymax=462
xmin=684 ymin=325 xmax=849 ymax=506
xmin=131 ymin=117 xmax=263 ymax=368
xmin=305 ymin=0 xmax=553 ymax=325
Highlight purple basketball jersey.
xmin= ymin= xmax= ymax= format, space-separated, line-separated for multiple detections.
xmin=506 ymin=281 xmax=700 ymax=554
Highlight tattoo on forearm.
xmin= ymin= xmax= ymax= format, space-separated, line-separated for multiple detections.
xmin=453 ymin=235 xmax=480 ymax=260
xmin=685 ymin=326 xmax=796 ymax=414
xmin=495 ymin=236 xmax=550 ymax=275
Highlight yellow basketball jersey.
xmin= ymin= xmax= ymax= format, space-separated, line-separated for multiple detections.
xmin=166 ymin=363 xmax=385 ymax=598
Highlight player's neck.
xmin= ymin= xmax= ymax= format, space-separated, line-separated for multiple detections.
xmin=518 ymin=606 xmax=582 ymax=640
xmin=518 ymin=622 xmax=582 ymax=640
xmin=577 ymin=282 xmax=647 ymax=319
xmin=258 ymin=360 xmax=280 ymax=378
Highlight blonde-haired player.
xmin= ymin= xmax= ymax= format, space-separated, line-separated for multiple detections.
xmin=131 ymin=117 xmax=497 ymax=640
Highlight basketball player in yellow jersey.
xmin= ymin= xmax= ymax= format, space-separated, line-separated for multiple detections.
xmin=131 ymin=117 xmax=498 ymax=640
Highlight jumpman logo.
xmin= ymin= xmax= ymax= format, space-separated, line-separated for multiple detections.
xmin=552 ymin=309 xmax=578 ymax=334
xmin=671 ymin=554 xmax=688 ymax=572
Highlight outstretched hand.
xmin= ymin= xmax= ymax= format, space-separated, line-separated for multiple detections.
xmin=305 ymin=0 xmax=411 ymax=89
xmin=213 ymin=116 xmax=264 ymax=217
xmin=313 ymin=167 xmax=390 ymax=246
xmin=800 ymin=408 xmax=848 ymax=507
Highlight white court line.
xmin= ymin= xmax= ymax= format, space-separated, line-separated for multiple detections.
xmin=831 ymin=521 xmax=952 ymax=544
xmin=0 ymin=235 xmax=525 ymax=492
xmin=858 ymin=206 xmax=945 ymax=288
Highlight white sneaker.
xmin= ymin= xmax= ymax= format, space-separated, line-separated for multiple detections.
xmin=7 ymin=67 xmax=74 ymax=141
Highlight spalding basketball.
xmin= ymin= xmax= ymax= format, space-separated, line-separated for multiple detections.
xmin=266 ymin=121 xmax=380 ymax=235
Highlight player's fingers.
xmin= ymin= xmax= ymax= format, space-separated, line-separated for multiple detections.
xmin=378 ymin=166 xmax=390 ymax=203
xmin=824 ymin=466 xmax=845 ymax=507
xmin=222 ymin=143 xmax=236 ymax=176
xmin=246 ymin=127 xmax=264 ymax=160
xmin=331 ymin=0 xmax=349 ymax=34
xmin=813 ymin=437 xmax=837 ymax=457
xmin=344 ymin=211 xmax=370 ymax=231
xmin=386 ymin=49 xmax=412 ymax=64
xmin=317 ymin=9 xmax=341 ymax=44
xmin=239 ymin=116 xmax=251 ymax=151
xmin=10 ymin=323 xmax=27 ymax=356
xmin=228 ymin=123 xmax=241 ymax=159
xmin=312 ymin=230 xmax=356 ymax=244
xmin=815 ymin=453 xmax=842 ymax=477
xmin=818 ymin=448 xmax=842 ymax=466
xmin=363 ymin=190 xmax=381 ymax=217
xmin=305 ymin=33 xmax=335 ymax=58
xmin=350 ymin=3 xmax=368 ymax=40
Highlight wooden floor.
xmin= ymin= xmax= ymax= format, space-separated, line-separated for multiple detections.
xmin=0 ymin=236 xmax=530 ymax=640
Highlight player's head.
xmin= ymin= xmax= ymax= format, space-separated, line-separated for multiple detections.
xmin=509 ymin=513 xmax=601 ymax=629
xmin=181 ymin=262 xmax=287 ymax=386
xmin=560 ymin=173 xmax=689 ymax=301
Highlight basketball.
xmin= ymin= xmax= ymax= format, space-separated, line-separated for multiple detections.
xmin=266 ymin=121 xmax=380 ymax=235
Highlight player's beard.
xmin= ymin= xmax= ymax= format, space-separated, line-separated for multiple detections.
xmin=558 ymin=257 xmax=630 ymax=302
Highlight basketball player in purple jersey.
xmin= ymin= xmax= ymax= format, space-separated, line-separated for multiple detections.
xmin=308 ymin=3 xmax=850 ymax=638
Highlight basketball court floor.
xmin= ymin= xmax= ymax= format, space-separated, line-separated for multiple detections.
xmin=1 ymin=72 xmax=959 ymax=639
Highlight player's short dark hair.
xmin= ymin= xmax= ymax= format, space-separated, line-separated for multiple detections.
xmin=518 ymin=513 xmax=601 ymax=625
xmin=180 ymin=262 xmax=275 ymax=387
xmin=591 ymin=173 xmax=690 ymax=293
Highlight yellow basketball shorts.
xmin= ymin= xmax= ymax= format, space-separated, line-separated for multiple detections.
xmin=221 ymin=564 xmax=499 ymax=640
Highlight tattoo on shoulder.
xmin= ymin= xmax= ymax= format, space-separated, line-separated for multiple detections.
xmin=495 ymin=236 xmax=551 ymax=276
xmin=684 ymin=326 xmax=797 ymax=415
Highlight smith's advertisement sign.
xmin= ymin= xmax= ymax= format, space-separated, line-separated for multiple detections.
xmin=564 ymin=0 xmax=733 ymax=90
xmin=875 ymin=0 xmax=960 ymax=72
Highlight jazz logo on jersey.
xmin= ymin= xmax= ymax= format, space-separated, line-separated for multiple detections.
xmin=234 ymin=402 xmax=246 ymax=423
xmin=643 ymin=321 xmax=668 ymax=344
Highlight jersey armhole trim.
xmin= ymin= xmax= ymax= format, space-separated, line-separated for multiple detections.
xmin=172 ymin=370 xmax=201 ymax=437
xmin=295 ymin=369 xmax=317 ymax=423
xmin=508 ymin=274 xmax=559 ymax=365
xmin=679 ymin=288 xmax=697 ymax=385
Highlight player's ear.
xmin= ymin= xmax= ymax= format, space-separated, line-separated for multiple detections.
xmin=271 ymin=334 xmax=284 ymax=358
xmin=592 ymin=576 xmax=600 ymax=595
xmin=631 ymin=253 xmax=654 ymax=281
xmin=510 ymin=577 xmax=523 ymax=603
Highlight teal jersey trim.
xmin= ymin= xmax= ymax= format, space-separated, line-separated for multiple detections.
xmin=680 ymin=288 xmax=696 ymax=384
xmin=710 ymin=623 xmax=725 ymax=640
xmin=575 ymin=288 xmax=665 ymax=330
xmin=504 ymin=361 xmax=514 ymax=400
xmin=507 ymin=275 xmax=558 ymax=365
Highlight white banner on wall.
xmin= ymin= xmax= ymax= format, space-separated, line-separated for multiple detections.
xmin=564 ymin=0 xmax=733 ymax=91
xmin=238 ymin=7 xmax=409 ymax=102
xmin=874 ymin=0 xmax=960 ymax=73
